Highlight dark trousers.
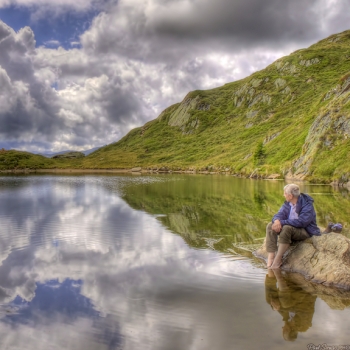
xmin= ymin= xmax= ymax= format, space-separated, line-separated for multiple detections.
xmin=266 ymin=222 xmax=310 ymax=253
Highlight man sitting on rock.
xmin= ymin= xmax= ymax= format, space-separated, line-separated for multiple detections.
xmin=266 ymin=184 xmax=320 ymax=269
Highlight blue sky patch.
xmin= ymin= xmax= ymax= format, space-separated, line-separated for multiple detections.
xmin=0 ymin=5 xmax=99 ymax=49
xmin=3 ymin=279 xmax=99 ymax=325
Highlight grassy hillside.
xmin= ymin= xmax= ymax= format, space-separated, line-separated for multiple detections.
xmin=0 ymin=149 xmax=54 ymax=170
xmin=0 ymin=149 xmax=83 ymax=170
xmin=2 ymin=30 xmax=350 ymax=182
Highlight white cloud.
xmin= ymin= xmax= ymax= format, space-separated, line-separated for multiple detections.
xmin=44 ymin=39 xmax=60 ymax=47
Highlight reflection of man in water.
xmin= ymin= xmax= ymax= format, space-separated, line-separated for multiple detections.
xmin=265 ymin=269 xmax=316 ymax=341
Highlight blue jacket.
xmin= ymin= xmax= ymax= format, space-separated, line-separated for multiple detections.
xmin=272 ymin=193 xmax=320 ymax=236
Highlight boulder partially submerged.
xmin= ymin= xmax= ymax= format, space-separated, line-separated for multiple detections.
xmin=254 ymin=233 xmax=350 ymax=290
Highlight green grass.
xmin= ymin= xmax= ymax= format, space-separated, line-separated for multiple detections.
xmin=0 ymin=150 xmax=55 ymax=170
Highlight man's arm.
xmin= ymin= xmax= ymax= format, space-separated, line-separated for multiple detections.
xmin=272 ymin=219 xmax=282 ymax=232
xmin=272 ymin=202 xmax=290 ymax=223
xmin=271 ymin=202 xmax=289 ymax=232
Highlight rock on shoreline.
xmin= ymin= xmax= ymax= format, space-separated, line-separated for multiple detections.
xmin=254 ymin=233 xmax=350 ymax=290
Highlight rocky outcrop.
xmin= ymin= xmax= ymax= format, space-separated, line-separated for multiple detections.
xmin=299 ymin=58 xmax=320 ymax=66
xmin=292 ymin=78 xmax=350 ymax=178
xmin=166 ymin=95 xmax=205 ymax=134
xmin=168 ymin=95 xmax=201 ymax=127
xmin=275 ymin=60 xmax=298 ymax=74
xmin=254 ymin=233 xmax=350 ymax=290
xmin=274 ymin=78 xmax=287 ymax=89
xmin=233 ymin=77 xmax=271 ymax=108
xmin=292 ymin=111 xmax=332 ymax=177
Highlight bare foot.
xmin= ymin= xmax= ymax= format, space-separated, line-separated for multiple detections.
xmin=270 ymin=243 xmax=289 ymax=269
xmin=270 ymin=259 xmax=283 ymax=269
xmin=267 ymin=253 xmax=275 ymax=268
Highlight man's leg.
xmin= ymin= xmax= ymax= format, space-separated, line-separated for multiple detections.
xmin=270 ymin=243 xmax=290 ymax=269
xmin=270 ymin=225 xmax=309 ymax=269
xmin=266 ymin=222 xmax=278 ymax=267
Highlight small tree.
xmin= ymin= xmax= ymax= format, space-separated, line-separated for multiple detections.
xmin=253 ymin=141 xmax=266 ymax=166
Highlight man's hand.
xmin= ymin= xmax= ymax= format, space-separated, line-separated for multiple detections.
xmin=272 ymin=219 xmax=282 ymax=233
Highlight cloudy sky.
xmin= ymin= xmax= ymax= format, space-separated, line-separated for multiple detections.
xmin=0 ymin=0 xmax=349 ymax=153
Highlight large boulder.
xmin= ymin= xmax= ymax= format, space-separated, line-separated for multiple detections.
xmin=254 ymin=233 xmax=350 ymax=290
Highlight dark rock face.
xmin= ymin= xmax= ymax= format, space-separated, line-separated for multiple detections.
xmin=52 ymin=151 xmax=85 ymax=159
xmin=254 ymin=233 xmax=350 ymax=290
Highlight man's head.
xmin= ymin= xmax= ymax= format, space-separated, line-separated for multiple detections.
xmin=282 ymin=322 xmax=298 ymax=341
xmin=283 ymin=184 xmax=300 ymax=203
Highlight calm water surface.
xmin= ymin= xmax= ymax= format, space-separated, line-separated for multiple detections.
xmin=0 ymin=174 xmax=350 ymax=349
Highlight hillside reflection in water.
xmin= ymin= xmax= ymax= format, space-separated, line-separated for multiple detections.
xmin=0 ymin=174 xmax=349 ymax=349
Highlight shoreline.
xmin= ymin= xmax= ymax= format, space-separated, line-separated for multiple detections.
xmin=0 ymin=167 xmax=284 ymax=177
xmin=0 ymin=168 xmax=349 ymax=189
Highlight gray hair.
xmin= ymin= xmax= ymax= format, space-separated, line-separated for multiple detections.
xmin=284 ymin=184 xmax=300 ymax=197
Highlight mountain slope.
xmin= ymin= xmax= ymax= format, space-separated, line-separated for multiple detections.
xmin=80 ymin=30 xmax=350 ymax=182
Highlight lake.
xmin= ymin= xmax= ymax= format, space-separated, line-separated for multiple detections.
xmin=0 ymin=174 xmax=349 ymax=349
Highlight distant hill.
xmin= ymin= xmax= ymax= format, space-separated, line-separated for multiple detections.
xmin=0 ymin=149 xmax=56 ymax=170
xmin=52 ymin=151 xmax=85 ymax=159
xmin=39 ymin=150 xmax=75 ymax=158
xmin=2 ymin=30 xmax=350 ymax=183
xmin=83 ymin=146 xmax=101 ymax=156
xmin=39 ymin=146 xmax=101 ymax=158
